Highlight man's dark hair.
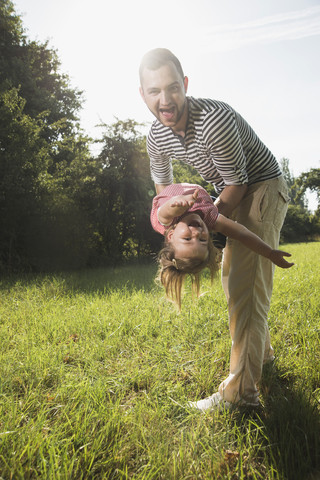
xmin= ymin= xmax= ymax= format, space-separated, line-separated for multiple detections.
xmin=139 ymin=48 xmax=185 ymax=85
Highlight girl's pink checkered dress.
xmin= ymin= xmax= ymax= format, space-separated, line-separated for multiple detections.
xmin=150 ymin=183 xmax=219 ymax=235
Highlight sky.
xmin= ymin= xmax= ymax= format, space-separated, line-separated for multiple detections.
xmin=12 ymin=0 xmax=320 ymax=208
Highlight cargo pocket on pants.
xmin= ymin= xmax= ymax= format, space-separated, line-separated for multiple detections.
xmin=273 ymin=190 xmax=290 ymax=230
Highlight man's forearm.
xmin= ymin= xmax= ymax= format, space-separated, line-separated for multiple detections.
xmin=155 ymin=183 xmax=171 ymax=195
xmin=214 ymin=184 xmax=248 ymax=217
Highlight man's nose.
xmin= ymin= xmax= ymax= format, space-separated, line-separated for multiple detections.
xmin=160 ymin=89 xmax=170 ymax=105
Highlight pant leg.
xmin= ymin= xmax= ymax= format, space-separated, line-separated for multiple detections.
xmin=219 ymin=176 xmax=290 ymax=405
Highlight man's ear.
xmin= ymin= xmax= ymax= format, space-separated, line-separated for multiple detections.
xmin=139 ymin=86 xmax=146 ymax=103
xmin=183 ymin=76 xmax=189 ymax=93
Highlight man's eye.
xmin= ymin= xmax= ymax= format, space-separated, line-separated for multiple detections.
xmin=184 ymin=237 xmax=191 ymax=241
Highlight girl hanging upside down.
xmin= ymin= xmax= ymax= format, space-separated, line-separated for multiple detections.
xmin=150 ymin=183 xmax=294 ymax=310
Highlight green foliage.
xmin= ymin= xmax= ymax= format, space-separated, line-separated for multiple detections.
xmin=0 ymin=243 xmax=319 ymax=479
xmin=279 ymin=158 xmax=305 ymax=207
xmin=86 ymin=119 xmax=161 ymax=263
xmin=172 ymin=159 xmax=217 ymax=197
xmin=0 ymin=0 xmax=161 ymax=271
xmin=279 ymin=159 xmax=320 ymax=242
xmin=0 ymin=0 xmax=24 ymax=48
xmin=0 ymin=85 xmax=50 ymax=269
xmin=0 ymin=0 xmax=92 ymax=271
xmin=0 ymin=0 xmax=82 ymax=135
xmin=0 ymin=0 xmax=319 ymax=273
xmin=280 ymin=205 xmax=314 ymax=242
xmin=294 ymin=168 xmax=320 ymax=213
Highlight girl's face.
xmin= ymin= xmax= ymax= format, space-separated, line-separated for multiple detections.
xmin=167 ymin=213 xmax=209 ymax=262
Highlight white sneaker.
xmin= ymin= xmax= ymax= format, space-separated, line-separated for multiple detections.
xmin=187 ymin=392 xmax=231 ymax=412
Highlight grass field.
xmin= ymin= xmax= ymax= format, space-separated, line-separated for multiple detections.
xmin=0 ymin=242 xmax=319 ymax=479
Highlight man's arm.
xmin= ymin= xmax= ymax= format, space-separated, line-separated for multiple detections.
xmin=214 ymin=184 xmax=248 ymax=217
xmin=155 ymin=183 xmax=172 ymax=195
xmin=214 ymin=214 xmax=294 ymax=268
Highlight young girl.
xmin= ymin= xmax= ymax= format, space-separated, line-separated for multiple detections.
xmin=151 ymin=183 xmax=293 ymax=309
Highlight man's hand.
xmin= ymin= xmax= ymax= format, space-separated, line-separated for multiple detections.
xmin=268 ymin=250 xmax=294 ymax=269
xmin=214 ymin=184 xmax=248 ymax=217
xmin=212 ymin=232 xmax=227 ymax=250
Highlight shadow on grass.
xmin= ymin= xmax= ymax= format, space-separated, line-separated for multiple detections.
xmin=62 ymin=263 xmax=159 ymax=294
xmin=0 ymin=262 xmax=159 ymax=295
xmin=262 ymin=364 xmax=320 ymax=480
xmin=232 ymin=363 xmax=320 ymax=480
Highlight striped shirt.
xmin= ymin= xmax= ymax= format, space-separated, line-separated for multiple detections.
xmin=147 ymin=97 xmax=282 ymax=194
xmin=150 ymin=183 xmax=219 ymax=235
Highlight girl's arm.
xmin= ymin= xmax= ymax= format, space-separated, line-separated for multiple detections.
xmin=158 ymin=189 xmax=199 ymax=225
xmin=214 ymin=215 xmax=294 ymax=269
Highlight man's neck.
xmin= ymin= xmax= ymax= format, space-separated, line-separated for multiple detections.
xmin=173 ymin=128 xmax=186 ymax=138
xmin=171 ymin=98 xmax=189 ymax=138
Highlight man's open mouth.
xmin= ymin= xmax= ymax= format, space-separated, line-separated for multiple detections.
xmin=160 ymin=107 xmax=175 ymax=119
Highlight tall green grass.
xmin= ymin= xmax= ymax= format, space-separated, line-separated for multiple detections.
xmin=0 ymin=243 xmax=319 ymax=479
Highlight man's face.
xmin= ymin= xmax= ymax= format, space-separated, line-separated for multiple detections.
xmin=140 ymin=61 xmax=188 ymax=134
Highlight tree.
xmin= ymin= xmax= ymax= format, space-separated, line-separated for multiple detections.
xmin=78 ymin=119 xmax=161 ymax=265
xmin=0 ymin=86 xmax=50 ymax=269
xmin=279 ymin=160 xmax=320 ymax=242
xmin=280 ymin=205 xmax=315 ymax=243
xmin=294 ymin=168 xmax=320 ymax=212
xmin=0 ymin=0 xmax=90 ymax=271
xmin=172 ymin=159 xmax=217 ymax=197
xmin=0 ymin=1 xmax=82 ymax=140
xmin=279 ymin=158 xmax=305 ymax=207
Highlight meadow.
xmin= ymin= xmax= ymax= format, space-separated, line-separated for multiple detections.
xmin=0 ymin=242 xmax=319 ymax=479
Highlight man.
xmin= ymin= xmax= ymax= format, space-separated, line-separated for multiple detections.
xmin=139 ymin=48 xmax=290 ymax=409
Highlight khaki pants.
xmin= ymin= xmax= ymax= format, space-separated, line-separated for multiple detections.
xmin=219 ymin=176 xmax=290 ymax=405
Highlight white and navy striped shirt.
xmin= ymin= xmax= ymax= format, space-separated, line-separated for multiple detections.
xmin=147 ymin=97 xmax=282 ymax=194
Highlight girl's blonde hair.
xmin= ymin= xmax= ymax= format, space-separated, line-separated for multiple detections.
xmin=156 ymin=231 xmax=220 ymax=310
